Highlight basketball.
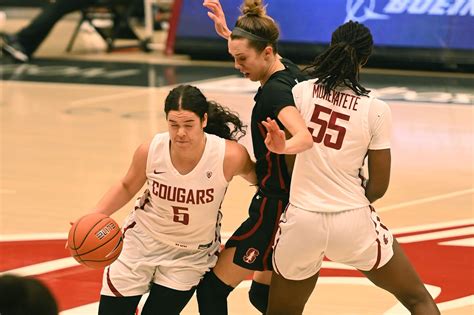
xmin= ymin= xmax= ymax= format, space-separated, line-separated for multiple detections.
xmin=68 ymin=213 xmax=123 ymax=269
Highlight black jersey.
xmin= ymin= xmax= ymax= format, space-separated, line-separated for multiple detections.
xmin=251 ymin=58 xmax=307 ymax=196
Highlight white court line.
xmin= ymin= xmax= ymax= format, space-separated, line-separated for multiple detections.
xmin=377 ymin=188 xmax=474 ymax=212
xmin=0 ymin=233 xmax=68 ymax=241
xmin=67 ymin=75 xmax=241 ymax=107
xmin=0 ymin=257 xmax=79 ymax=277
xmin=437 ymin=295 xmax=474 ymax=312
xmin=59 ymin=284 xmax=474 ymax=315
xmin=0 ymin=219 xmax=472 ymax=277
xmin=439 ymin=237 xmax=474 ymax=247
xmin=397 ymin=226 xmax=474 ymax=243
xmin=69 ymin=89 xmax=149 ymax=106
xmin=391 ymin=218 xmax=474 ymax=235
xmin=2 ymin=217 xmax=473 ymax=242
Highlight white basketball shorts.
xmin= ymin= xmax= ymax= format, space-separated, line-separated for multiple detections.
xmin=101 ymin=216 xmax=219 ymax=297
xmin=272 ymin=204 xmax=394 ymax=280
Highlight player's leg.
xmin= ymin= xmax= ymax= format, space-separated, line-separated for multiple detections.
xmin=362 ymin=239 xmax=440 ymax=314
xmin=266 ymin=205 xmax=325 ymax=315
xmin=99 ymin=219 xmax=155 ymax=315
xmin=14 ymin=0 xmax=96 ymax=56
xmin=249 ymin=271 xmax=271 ymax=313
xmin=98 ymin=295 xmax=141 ymax=315
xmin=141 ymin=283 xmax=196 ymax=315
xmin=197 ymin=247 xmax=253 ymax=315
xmin=198 ymin=192 xmax=285 ymax=315
xmin=337 ymin=207 xmax=440 ymax=314
xmin=266 ymin=272 xmax=319 ymax=315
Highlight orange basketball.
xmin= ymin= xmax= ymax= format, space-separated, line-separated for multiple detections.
xmin=68 ymin=213 xmax=123 ymax=269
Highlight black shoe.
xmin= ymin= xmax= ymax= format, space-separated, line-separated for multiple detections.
xmin=2 ymin=35 xmax=29 ymax=62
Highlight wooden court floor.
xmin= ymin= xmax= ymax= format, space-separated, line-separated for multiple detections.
xmin=1 ymin=77 xmax=473 ymax=314
xmin=1 ymin=13 xmax=474 ymax=315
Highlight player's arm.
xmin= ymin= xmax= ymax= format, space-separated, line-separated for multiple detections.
xmin=203 ymin=0 xmax=231 ymax=39
xmin=365 ymin=99 xmax=392 ymax=203
xmin=92 ymin=141 xmax=149 ymax=216
xmin=365 ymin=149 xmax=391 ymax=203
xmin=263 ymin=106 xmax=313 ymax=155
xmin=224 ymin=140 xmax=257 ymax=184
xmin=202 ymin=0 xmax=283 ymax=59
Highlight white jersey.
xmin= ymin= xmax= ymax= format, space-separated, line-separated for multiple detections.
xmin=135 ymin=132 xmax=228 ymax=248
xmin=290 ymin=79 xmax=392 ymax=212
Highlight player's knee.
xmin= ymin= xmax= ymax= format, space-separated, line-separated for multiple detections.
xmin=397 ymin=287 xmax=437 ymax=313
xmin=248 ymin=281 xmax=269 ymax=314
xmin=198 ymin=270 xmax=234 ymax=298
xmin=98 ymin=295 xmax=141 ymax=315
xmin=197 ymin=270 xmax=234 ymax=315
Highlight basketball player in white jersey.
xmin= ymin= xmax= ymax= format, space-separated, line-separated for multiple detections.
xmin=262 ymin=21 xmax=440 ymax=315
xmin=85 ymin=85 xmax=256 ymax=315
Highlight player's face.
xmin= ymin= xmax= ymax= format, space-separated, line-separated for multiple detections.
xmin=167 ymin=110 xmax=207 ymax=150
xmin=228 ymin=38 xmax=272 ymax=83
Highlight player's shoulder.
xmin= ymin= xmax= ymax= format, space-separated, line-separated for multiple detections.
xmin=263 ymin=62 xmax=304 ymax=92
xmin=224 ymin=139 xmax=245 ymax=154
xmin=292 ymin=79 xmax=317 ymax=95
xmin=224 ymin=140 xmax=249 ymax=165
xmin=367 ymin=94 xmax=391 ymax=112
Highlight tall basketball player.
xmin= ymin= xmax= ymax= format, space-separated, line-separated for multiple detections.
xmin=197 ymin=0 xmax=312 ymax=314
xmin=262 ymin=21 xmax=440 ymax=315
xmin=84 ymin=85 xmax=256 ymax=315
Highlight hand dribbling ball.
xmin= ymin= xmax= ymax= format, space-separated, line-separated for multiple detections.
xmin=68 ymin=213 xmax=123 ymax=269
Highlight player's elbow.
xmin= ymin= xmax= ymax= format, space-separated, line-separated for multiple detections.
xmin=365 ymin=183 xmax=389 ymax=203
xmin=302 ymin=131 xmax=313 ymax=150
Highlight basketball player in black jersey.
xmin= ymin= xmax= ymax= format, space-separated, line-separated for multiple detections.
xmin=197 ymin=1 xmax=312 ymax=314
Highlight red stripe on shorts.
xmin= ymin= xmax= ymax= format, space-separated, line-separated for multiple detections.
xmin=262 ymin=200 xmax=284 ymax=269
xmin=122 ymin=221 xmax=136 ymax=239
xmin=371 ymin=238 xmax=382 ymax=270
xmin=229 ymin=197 xmax=267 ymax=241
xmin=106 ymin=267 xmax=123 ymax=297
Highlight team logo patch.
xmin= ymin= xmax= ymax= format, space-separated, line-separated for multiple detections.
xmin=243 ymin=248 xmax=260 ymax=264
xmin=206 ymin=171 xmax=212 ymax=178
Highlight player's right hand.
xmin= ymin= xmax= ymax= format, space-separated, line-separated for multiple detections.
xmin=203 ymin=0 xmax=231 ymax=39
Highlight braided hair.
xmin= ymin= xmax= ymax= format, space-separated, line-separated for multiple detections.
xmin=164 ymin=85 xmax=246 ymax=141
xmin=303 ymin=21 xmax=373 ymax=96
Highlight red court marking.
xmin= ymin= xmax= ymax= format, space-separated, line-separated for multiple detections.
xmin=0 ymin=240 xmax=70 ymax=271
xmin=1 ymin=224 xmax=472 ymax=311
xmin=36 ymin=266 xmax=103 ymax=311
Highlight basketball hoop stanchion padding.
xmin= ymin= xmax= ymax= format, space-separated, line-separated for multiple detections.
xmin=165 ymin=0 xmax=183 ymax=56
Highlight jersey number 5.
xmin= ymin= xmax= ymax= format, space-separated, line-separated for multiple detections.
xmin=172 ymin=206 xmax=189 ymax=225
xmin=308 ymin=104 xmax=350 ymax=150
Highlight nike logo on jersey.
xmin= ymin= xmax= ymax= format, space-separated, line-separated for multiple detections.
xmin=154 ymin=170 xmax=165 ymax=174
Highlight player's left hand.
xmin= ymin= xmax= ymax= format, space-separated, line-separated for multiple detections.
xmin=262 ymin=118 xmax=286 ymax=154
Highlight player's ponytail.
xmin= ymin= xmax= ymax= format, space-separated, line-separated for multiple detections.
xmin=204 ymin=101 xmax=246 ymax=141
xmin=303 ymin=21 xmax=373 ymax=96
xmin=232 ymin=0 xmax=279 ymax=53
xmin=164 ymin=85 xmax=246 ymax=141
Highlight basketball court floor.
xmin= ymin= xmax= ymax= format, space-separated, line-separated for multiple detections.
xmin=1 ymin=13 xmax=473 ymax=315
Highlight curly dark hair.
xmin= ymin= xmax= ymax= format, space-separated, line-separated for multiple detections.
xmin=303 ymin=21 xmax=373 ymax=96
xmin=164 ymin=85 xmax=246 ymax=141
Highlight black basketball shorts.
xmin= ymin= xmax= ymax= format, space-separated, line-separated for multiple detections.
xmin=225 ymin=190 xmax=288 ymax=271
